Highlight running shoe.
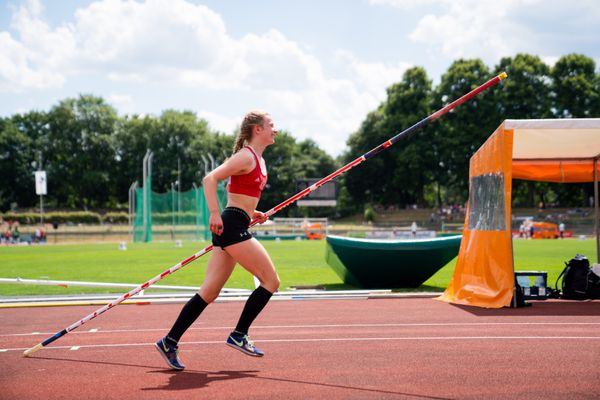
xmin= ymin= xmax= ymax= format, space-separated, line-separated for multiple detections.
xmin=154 ymin=337 xmax=185 ymax=370
xmin=226 ymin=332 xmax=264 ymax=357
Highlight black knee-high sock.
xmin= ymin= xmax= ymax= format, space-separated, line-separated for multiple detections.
xmin=166 ymin=293 xmax=208 ymax=345
xmin=234 ymin=286 xmax=273 ymax=335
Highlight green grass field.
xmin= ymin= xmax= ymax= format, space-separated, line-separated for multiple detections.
xmin=0 ymin=238 xmax=596 ymax=296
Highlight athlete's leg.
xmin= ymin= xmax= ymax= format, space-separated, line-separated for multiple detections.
xmin=223 ymin=238 xmax=279 ymax=356
xmin=156 ymin=247 xmax=236 ymax=369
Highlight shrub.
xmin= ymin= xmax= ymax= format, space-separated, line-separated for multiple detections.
xmin=363 ymin=205 xmax=376 ymax=223
xmin=2 ymin=211 xmax=102 ymax=225
xmin=101 ymin=212 xmax=129 ymax=224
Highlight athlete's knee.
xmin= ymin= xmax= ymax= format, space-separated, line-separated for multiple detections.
xmin=198 ymin=288 xmax=219 ymax=304
xmin=263 ymin=274 xmax=280 ymax=293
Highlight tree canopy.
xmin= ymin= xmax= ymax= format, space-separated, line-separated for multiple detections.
xmin=2 ymin=53 xmax=599 ymax=215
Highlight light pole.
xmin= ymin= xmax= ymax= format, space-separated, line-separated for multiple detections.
xmin=33 ymin=152 xmax=46 ymax=227
xmin=171 ymin=181 xmax=176 ymax=240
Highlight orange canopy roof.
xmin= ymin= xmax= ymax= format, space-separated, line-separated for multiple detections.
xmin=507 ymin=119 xmax=600 ymax=183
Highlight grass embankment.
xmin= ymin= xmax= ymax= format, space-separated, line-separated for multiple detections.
xmin=0 ymin=238 xmax=595 ymax=296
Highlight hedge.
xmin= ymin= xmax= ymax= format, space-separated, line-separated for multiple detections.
xmin=1 ymin=211 xmax=128 ymax=225
xmin=0 ymin=211 xmax=206 ymax=225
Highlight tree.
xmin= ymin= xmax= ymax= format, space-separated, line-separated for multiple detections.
xmin=494 ymin=54 xmax=552 ymax=119
xmin=429 ymin=59 xmax=497 ymax=206
xmin=45 ymin=95 xmax=119 ymax=208
xmin=383 ymin=67 xmax=433 ymax=206
xmin=343 ymin=67 xmax=433 ymax=209
xmin=113 ymin=114 xmax=157 ymax=205
xmin=147 ymin=110 xmax=211 ymax=193
xmin=189 ymin=125 xmax=233 ymax=186
xmin=0 ymin=117 xmax=35 ymax=210
xmin=552 ymin=54 xmax=599 ymax=118
xmin=342 ymin=108 xmax=387 ymax=207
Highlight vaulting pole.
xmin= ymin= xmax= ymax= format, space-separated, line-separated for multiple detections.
xmin=23 ymin=72 xmax=507 ymax=357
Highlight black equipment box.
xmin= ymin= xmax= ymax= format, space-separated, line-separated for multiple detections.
xmin=515 ymin=271 xmax=548 ymax=300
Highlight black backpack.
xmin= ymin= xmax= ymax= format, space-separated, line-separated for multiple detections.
xmin=556 ymin=254 xmax=600 ymax=300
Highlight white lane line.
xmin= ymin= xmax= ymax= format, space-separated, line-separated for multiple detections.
xmin=70 ymin=346 xmax=80 ymax=351
xmin=3 ymin=335 xmax=600 ymax=353
xmin=3 ymin=321 xmax=600 ymax=337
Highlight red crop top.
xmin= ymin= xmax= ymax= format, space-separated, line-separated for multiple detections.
xmin=227 ymin=146 xmax=268 ymax=198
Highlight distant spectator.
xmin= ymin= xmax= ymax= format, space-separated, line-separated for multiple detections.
xmin=411 ymin=221 xmax=417 ymax=238
xmin=519 ymin=223 xmax=526 ymax=238
xmin=12 ymin=226 xmax=20 ymax=243
xmin=559 ymin=222 xmax=565 ymax=239
xmin=529 ymin=224 xmax=534 ymax=239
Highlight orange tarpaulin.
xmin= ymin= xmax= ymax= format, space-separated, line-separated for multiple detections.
xmin=438 ymin=126 xmax=515 ymax=308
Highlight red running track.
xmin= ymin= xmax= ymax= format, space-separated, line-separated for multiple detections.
xmin=1 ymin=298 xmax=599 ymax=400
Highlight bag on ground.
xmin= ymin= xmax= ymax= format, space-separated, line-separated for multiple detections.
xmin=556 ymin=254 xmax=600 ymax=300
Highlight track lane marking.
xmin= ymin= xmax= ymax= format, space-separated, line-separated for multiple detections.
xmin=3 ymin=335 xmax=600 ymax=353
xmin=3 ymin=321 xmax=600 ymax=337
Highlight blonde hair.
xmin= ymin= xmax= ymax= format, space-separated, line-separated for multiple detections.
xmin=233 ymin=111 xmax=269 ymax=154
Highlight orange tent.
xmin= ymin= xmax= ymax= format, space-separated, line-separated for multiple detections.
xmin=438 ymin=118 xmax=600 ymax=308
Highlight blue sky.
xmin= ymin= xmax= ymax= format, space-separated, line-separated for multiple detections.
xmin=1 ymin=0 xmax=599 ymax=156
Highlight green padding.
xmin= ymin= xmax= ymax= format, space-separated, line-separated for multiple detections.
xmin=325 ymin=235 xmax=462 ymax=288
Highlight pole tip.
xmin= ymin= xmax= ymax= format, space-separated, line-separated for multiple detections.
xmin=23 ymin=343 xmax=43 ymax=357
xmin=498 ymin=72 xmax=508 ymax=81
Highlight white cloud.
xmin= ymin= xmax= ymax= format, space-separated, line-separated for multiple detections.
xmin=408 ymin=0 xmax=537 ymax=60
xmin=196 ymin=110 xmax=240 ymax=134
xmin=335 ymin=50 xmax=412 ymax=97
xmin=74 ymin=0 xmax=229 ymax=67
xmin=0 ymin=0 xmax=75 ymax=90
xmin=373 ymin=0 xmax=600 ymax=66
xmin=107 ymin=93 xmax=134 ymax=113
xmin=107 ymin=72 xmax=144 ymax=83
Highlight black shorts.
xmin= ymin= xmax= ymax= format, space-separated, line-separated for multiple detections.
xmin=211 ymin=207 xmax=253 ymax=249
